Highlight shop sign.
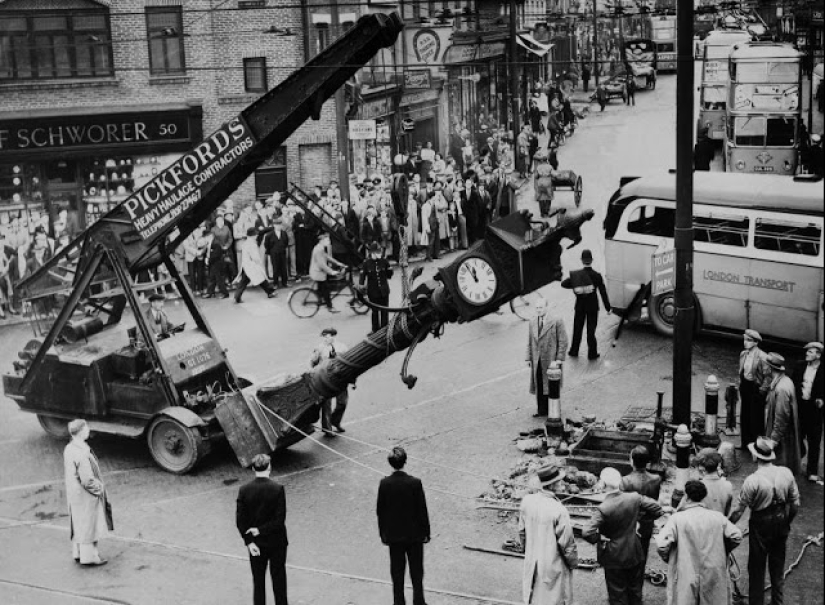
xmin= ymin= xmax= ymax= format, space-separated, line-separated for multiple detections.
xmin=123 ymin=116 xmax=255 ymax=241
xmin=401 ymin=119 xmax=415 ymax=132
xmin=477 ymin=42 xmax=505 ymax=60
xmin=401 ymin=89 xmax=440 ymax=106
xmin=349 ymin=120 xmax=377 ymax=140
xmin=404 ymin=70 xmax=432 ymax=90
xmin=361 ymin=98 xmax=393 ymax=120
xmin=404 ymin=26 xmax=452 ymax=67
xmin=0 ymin=111 xmax=192 ymax=155
xmin=443 ymin=43 xmax=477 ymax=64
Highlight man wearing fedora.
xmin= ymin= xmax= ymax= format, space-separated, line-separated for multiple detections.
xmin=793 ymin=341 xmax=824 ymax=482
xmin=518 ymin=469 xmax=578 ymax=604
xmin=738 ymin=329 xmax=772 ymax=451
xmin=147 ymin=293 xmax=173 ymax=336
xmin=764 ymin=352 xmax=802 ymax=474
xmin=583 ymin=467 xmax=664 ymax=605
xmin=729 ymin=437 xmax=800 ymax=605
xmin=561 ymin=249 xmax=611 ymax=361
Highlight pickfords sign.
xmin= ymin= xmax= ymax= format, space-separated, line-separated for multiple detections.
xmin=123 ymin=116 xmax=255 ymax=240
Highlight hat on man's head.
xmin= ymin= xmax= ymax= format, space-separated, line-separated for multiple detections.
xmin=535 ymin=465 xmax=566 ymax=487
xmin=367 ymin=242 xmax=381 ymax=253
xmin=148 ymin=293 xmax=165 ymax=302
xmin=744 ymin=329 xmax=762 ymax=342
xmin=320 ymin=327 xmax=338 ymax=337
xmin=272 ymin=218 xmax=283 ymax=225
xmin=581 ymin=249 xmax=593 ymax=264
xmin=748 ymin=436 xmax=777 ymax=461
xmin=765 ymin=352 xmax=785 ymax=371
xmin=804 ymin=341 xmax=824 ymax=353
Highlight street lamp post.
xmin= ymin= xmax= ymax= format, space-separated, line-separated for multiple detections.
xmin=510 ymin=0 xmax=521 ymax=137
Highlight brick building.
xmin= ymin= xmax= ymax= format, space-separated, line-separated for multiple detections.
xmin=0 ymin=0 xmax=340 ymax=239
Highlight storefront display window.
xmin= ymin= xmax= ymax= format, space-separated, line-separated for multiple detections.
xmin=0 ymin=163 xmax=45 ymax=250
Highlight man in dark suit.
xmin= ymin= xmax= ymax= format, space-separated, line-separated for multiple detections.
xmin=561 ymin=249 xmax=611 ymax=360
xmin=377 ymin=446 xmax=430 ymax=605
xmin=793 ymin=342 xmax=824 ymax=482
xmin=146 ymin=293 xmax=173 ymax=336
xmin=236 ymin=454 xmax=288 ymax=605
xmin=583 ymin=467 xmax=664 ymax=605
xmin=619 ymin=446 xmax=662 ymax=564
xmin=264 ymin=219 xmax=290 ymax=288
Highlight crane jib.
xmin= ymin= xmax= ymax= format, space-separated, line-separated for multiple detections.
xmin=123 ymin=116 xmax=256 ymax=241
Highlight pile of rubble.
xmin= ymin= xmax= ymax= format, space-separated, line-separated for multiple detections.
xmin=479 ymin=454 xmax=602 ymax=504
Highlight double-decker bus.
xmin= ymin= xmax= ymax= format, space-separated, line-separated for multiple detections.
xmin=698 ymin=29 xmax=752 ymax=141
xmin=651 ymin=14 xmax=677 ymax=71
xmin=726 ymin=42 xmax=803 ymax=175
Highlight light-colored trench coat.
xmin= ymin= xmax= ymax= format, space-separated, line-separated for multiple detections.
xmin=238 ymin=237 xmax=268 ymax=286
xmin=518 ymin=492 xmax=578 ymax=604
xmin=64 ymin=441 xmax=108 ymax=544
xmin=655 ymin=502 xmax=743 ymax=605
xmin=526 ymin=316 xmax=568 ymax=394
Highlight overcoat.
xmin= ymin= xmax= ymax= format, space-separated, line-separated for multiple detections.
xmin=64 ymin=441 xmax=108 ymax=544
xmin=655 ymin=502 xmax=742 ymax=605
xmin=526 ymin=316 xmax=568 ymax=395
xmin=239 ymin=238 xmax=268 ymax=286
xmin=765 ymin=374 xmax=802 ymax=474
xmin=518 ymin=492 xmax=577 ymax=604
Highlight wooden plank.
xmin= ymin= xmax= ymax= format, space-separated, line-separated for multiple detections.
xmin=215 ymin=392 xmax=279 ymax=467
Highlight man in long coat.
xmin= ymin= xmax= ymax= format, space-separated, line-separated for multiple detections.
xmin=764 ymin=353 xmax=801 ymax=474
xmin=235 ymin=228 xmax=277 ymax=303
xmin=656 ymin=480 xmax=742 ymax=605
xmin=64 ymin=419 xmax=110 ymax=566
xmin=525 ymin=298 xmax=568 ymax=417
xmin=518 ymin=472 xmax=578 ymax=604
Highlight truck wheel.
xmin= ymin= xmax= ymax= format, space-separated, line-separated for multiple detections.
xmin=649 ymin=292 xmax=701 ymax=338
xmin=38 ymin=415 xmax=70 ymax=439
xmin=147 ymin=417 xmax=204 ymax=474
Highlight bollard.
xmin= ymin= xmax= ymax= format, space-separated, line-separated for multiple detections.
xmin=671 ymin=423 xmax=693 ymax=508
xmin=545 ymin=362 xmax=564 ymax=438
xmin=696 ymin=375 xmax=721 ymax=449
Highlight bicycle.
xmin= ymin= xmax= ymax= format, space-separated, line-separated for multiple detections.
xmin=287 ymin=269 xmax=369 ymax=318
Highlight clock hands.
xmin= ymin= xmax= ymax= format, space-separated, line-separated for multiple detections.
xmin=469 ymin=266 xmax=479 ymax=282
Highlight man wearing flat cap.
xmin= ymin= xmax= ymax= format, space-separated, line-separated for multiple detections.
xmin=764 ymin=352 xmax=801 ymax=474
xmin=147 ymin=293 xmax=173 ymax=336
xmin=738 ymin=329 xmax=772 ymax=451
xmin=518 ymin=469 xmax=578 ymax=604
xmin=561 ymin=249 xmax=611 ymax=361
xmin=793 ymin=341 xmax=823 ymax=482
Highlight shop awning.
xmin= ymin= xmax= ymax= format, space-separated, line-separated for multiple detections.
xmin=517 ymin=34 xmax=554 ymax=57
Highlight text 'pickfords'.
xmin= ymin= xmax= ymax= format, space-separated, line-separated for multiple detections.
xmin=123 ymin=117 xmax=255 ymax=240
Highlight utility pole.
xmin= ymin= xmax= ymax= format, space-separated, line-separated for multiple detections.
xmin=593 ymin=0 xmax=600 ymax=86
xmin=672 ymin=0 xmax=695 ymax=505
xmin=510 ymin=0 xmax=520 ymax=137
xmin=331 ymin=0 xmax=350 ymax=200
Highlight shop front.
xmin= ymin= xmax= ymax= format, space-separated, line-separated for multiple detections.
xmin=349 ymin=93 xmax=397 ymax=182
xmin=399 ymin=87 xmax=442 ymax=156
xmin=443 ymin=41 xmax=508 ymax=138
xmin=0 ymin=104 xmax=202 ymax=244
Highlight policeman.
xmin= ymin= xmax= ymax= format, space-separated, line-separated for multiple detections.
xmin=561 ymin=249 xmax=611 ymax=360
xmin=359 ymin=242 xmax=393 ymax=333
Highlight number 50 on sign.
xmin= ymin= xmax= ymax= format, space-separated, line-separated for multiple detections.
xmin=651 ymin=249 xmax=676 ymax=296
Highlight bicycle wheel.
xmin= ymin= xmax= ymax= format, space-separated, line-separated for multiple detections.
xmin=343 ymin=286 xmax=369 ymax=315
xmin=509 ymin=293 xmax=540 ymax=321
xmin=288 ymin=287 xmax=321 ymax=318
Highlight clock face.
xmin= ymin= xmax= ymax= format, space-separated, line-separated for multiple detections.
xmin=456 ymin=257 xmax=498 ymax=305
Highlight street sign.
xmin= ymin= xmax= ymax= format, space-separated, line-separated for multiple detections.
xmin=651 ymin=248 xmax=676 ymax=296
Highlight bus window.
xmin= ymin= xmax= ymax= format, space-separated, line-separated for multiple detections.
xmin=767 ymin=62 xmax=798 ymax=82
xmin=765 ymin=118 xmax=796 ymax=146
xmin=657 ymin=43 xmax=675 ymax=53
xmin=754 ymin=218 xmax=822 ymax=256
xmin=694 ymin=213 xmax=749 ymax=247
xmin=734 ymin=116 xmax=766 ymax=145
xmin=702 ymin=87 xmax=727 ymax=109
xmin=627 ymin=204 xmax=674 ymax=236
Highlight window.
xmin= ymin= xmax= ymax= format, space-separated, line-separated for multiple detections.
xmin=254 ymin=147 xmax=287 ymax=201
xmin=627 ymin=204 xmax=675 ymax=236
xmin=693 ymin=212 xmax=749 ymax=247
xmin=0 ymin=11 xmax=113 ymax=80
xmin=315 ymin=23 xmax=330 ymax=53
xmin=243 ymin=57 xmax=267 ymax=92
xmin=733 ymin=117 xmax=796 ymax=147
xmin=754 ymin=218 xmax=821 ymax=256
xmin=146 ymin=7 xmax=185 ymax=75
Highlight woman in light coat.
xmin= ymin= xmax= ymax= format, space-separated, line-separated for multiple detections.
xmin=233 ymin=227 xmax=276 ymax=302
xmin=405 ymin=191 xmax=420 ymax=248
xmin=64 ymin=419 xmax=110 ymax=566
